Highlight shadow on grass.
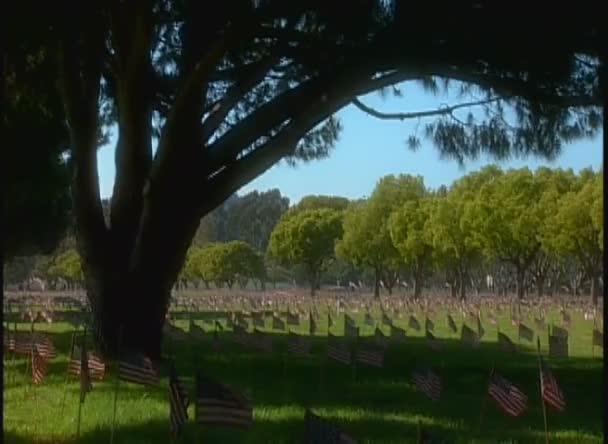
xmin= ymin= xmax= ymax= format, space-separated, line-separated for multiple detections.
xmin=3 ymin=409 xmax=599 ymax=444
xmin=4 ymin=319 xmax=603 ymax=444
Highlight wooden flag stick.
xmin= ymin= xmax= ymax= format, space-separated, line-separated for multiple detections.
xmin=76 ymin=327 xmax=87 ymax=439
xmin=109 ymin=325 xmax=124 ymax=444
xmin=59 ymin=329 xmax=78 ymax=415
xmin=536 ymin=338 xmax=550 ymax=444
xmin=477 ymin=363 xmax=495 ymax=436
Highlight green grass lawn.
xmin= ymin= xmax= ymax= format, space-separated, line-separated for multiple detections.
xmin=3 ymin=308 xmax=603 ymax=443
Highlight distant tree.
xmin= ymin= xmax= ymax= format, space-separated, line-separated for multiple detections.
xmin=389 ymin=197 xmax=435 ymax=299
xmin=544 ymin=173 xmax=603 ymax=304
xmin=430 ymin=166 xmax=502 ymax=300
xmin=468 ymin=168 xmax=550 ymax=300
xmin=223 ymin=189 xmax=290 ymax=251
xmin=337 ymin=174 xmax=426 ymax=297
xmin=268 ymin=209 xmax=343 ymax=296
xmin=47 ymin=249 xmax=84 ymax=289
xmin=292 ymin=195 xmax=350 ymax=213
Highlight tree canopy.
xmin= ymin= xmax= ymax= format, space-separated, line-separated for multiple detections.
xmin=7 ymin=0 xmax=604 ymax=356
xmin=268 ymin=208 xmax=344 ymax=295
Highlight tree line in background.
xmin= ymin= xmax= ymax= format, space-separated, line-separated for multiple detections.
xmin=5 ymin=165 xmax=602 ymax=304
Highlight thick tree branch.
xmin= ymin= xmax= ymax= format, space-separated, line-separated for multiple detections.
xmin=109 ymin=1 xmax=154 ymax=271
xmin=351 ymin=96 xmax=501 ymax=121
xmin=200 ymin=51 xmax=282 ymax=143
xmin=57 ymin=14 xmax=108 ymax=273
xmin=206 ymin=68 xmax=419 ymax=174
xmin=200 ymin=90 xmax=355 ymax=217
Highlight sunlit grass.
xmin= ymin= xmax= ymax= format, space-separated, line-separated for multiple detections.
xmin=3 ymin=307 xmax=603 ymax=443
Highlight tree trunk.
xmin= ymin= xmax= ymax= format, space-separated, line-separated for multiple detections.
xmin=515 ymin=265 xmax=525 ymax=300
xmin=413 ymin=268 xmax=423 ymax=300
xmin=458 ymin=268 xmax=467 ymax=301
xmin=373 ymin=268 xmax=380 ymax=298
xmin=536 ymin=275 xmax=545 ymax=298
xmin=590 ymin=273 xmax=600 ymax=306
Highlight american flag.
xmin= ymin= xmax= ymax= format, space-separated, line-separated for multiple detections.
xmin=552 ymin=325 xmax=569 ymax=338
xmin=287 ymin=312 xmax=300 ymax=326
xmin=592 ymin=329 xmax=603 ymax=348
xmin=287 ymin=332 xmax=312 ymax=356
xmin=381 ymin=312 xmax=392 ymax=326
xmin=561 ymin=310 xmax=571 ymax=328
xmin=425 ymin=318 xmax=435 ymax=333
xmin=390 ymin=324 xmax=407 ymax=340
xmin=425 ymin=330 xmax=441 ymax=351
xmin=232 ymin=325 xmax=251 ymax=347
xmin=79 ymin=341 xmax=92 ymax=403
xmin=548 ymin=334 xmax=568 ymax=358
xmin=309 ymin=313 xmax=318 ymax=336
xmin=164 ymin=322 xmax=189 ymax=342
xmin=33 ymin=334 xmax=57 ymax=359
xmin=355 ymin=346 xmax=384 ymax=368
xmin=539 ymin=355 xmax=566 ymax=412
xmin=272 ymin=316 xmax=286 ymax=331
xmin=169 ymin=362 xmax=190 ymax=437
xmin=446 ymin=314 xmax=458 ymax=334
xmin=195 ymin=375 xmax=252 ymax=428
xmin=252 ymin=329 xmax=273 ymax=353
xmin=412 ymin=368 xmax=441 ymax=401
xmin=534 ymin=317 xmax=546 ymax=330
xmin=344 ymin=318 xmax=358 ymax=338
xmin=408 ymin=315 xmax=421 ymax=331
xmin=364 ymin=312 xmax=375 ymax=327
xmin=252 ymin=313 xmax=265 ymax=329
xmin=476 ymin=315 xmax=484 ymax=339
xmin=118 ymin=353 xmax=160 ymax=386
xmin=328 ymin=313 xmax=335 ymax=329
xmin=374 ymin=327 xmax=389 ymax=349
xmin=304 ymin=409 xmax=358 ymax=443
xmin=488 ymin=371 xmax=527 ymax=417
xmin=32 ymin=345 xmax=48 ymax=385
xmin=460 ymin=324 xmax=478 ymax=345
xmin=189 ymin=320 xmax=206 ymax=340
xmin=497 ymin=332 xmax=516 ymax=353
xmin=327 ymin=334 xmax=351 ymax=365
xmin=518 ymin=323 xmax=534 ymax=342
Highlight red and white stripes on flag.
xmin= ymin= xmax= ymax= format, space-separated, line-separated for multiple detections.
xmin=539 ymin=357 xmax=566 ymax=412
xmin=327 ymin=335 xmax=351 ymax=365
xmin=196 ymin=375 xmax=253 ymax=428
xmin=68 ymin=346 xmax=106 ymax=381
xmin=33 ymin=334 xmax=57 ymax=359
xmin=287 ymin=332 xmax=312 ymax=357
xmin=118 ymin=353 xmax=160 ymax=387
xmin=488 ymin=371 xmax=528 ymax=417
xmin=169 ymin=362 xmax=190 ymax=437
xmin=355 ymin=347 xmax=384 ymax=368
xmin=411 ymin=368 xmax=441 ymax=401
xmin=32 ymin=346 xmax=48 ymax=385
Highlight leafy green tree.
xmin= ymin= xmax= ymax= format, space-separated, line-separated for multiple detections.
xmin=544 ymin=173 xmax=603 ymax=304
xmin=222 ymin=190 xmax=290 ymax=251
xmin=389 ymin=197 xmax=435 ymax=299
xmin=9 ymin=1 xmax=602 ymax=356
xmin=47 ymin=249 xmax=85 ymax=288
xmin=468 ymin=168 xmax=550 ymax=299
xmin=292 ymin=195 xmax=350 ymax=213
xmin=337 ymin=175 xmax=426 ymax=296
xmin=430 ymin=166 xmax=503 ymax=299
xmin=268 ymin=209 xmax=343 ymax=296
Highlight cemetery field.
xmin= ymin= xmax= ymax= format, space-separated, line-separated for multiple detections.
xmin=3 ymin=306 xmax=603 ymax=444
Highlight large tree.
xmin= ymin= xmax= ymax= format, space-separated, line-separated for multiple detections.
xmin=268 ymin=209 xmax=343 ymax=296
xmin=544 ymin=173 xmax=603 ymax=304
xmin=9 ymin=1 xmax=603 ymax=357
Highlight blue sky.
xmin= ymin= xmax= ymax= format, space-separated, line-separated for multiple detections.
xmin=97 ymin=83 xmax=602 ymax=205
